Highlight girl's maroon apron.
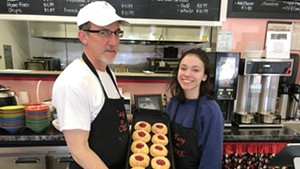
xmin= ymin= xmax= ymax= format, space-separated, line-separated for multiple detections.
xmin=170 ymin=100 xmax=201 ymax=169
xmin=69 ymin=53 xmax=130 ymax=169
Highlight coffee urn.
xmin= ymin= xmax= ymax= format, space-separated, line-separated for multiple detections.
xmin=234 ymin=58 xmax=293 ymax=126
xmin=278 ymin=84 xmax=291 ymax=119
xmin=288 ymin=84 xmax=300 ymax=120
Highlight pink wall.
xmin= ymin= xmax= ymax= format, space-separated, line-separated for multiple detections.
xmin=1 ymin=80 xmax=54 ymax=103
xmin=222 ymin=18 xmax=268 ymax=53
xmin=223 ymin=18 xmax=300 ymax=83
xmin=0 ymin=80 xmax=168 ymax=103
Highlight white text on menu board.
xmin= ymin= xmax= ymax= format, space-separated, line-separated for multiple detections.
xmin=234 ymin=1 xmax=254 ymax=11
xmin=64 ymin=0 xmax=92 ymax=14
xmin=152 ymin=0 xmax=209 ymax=14
xmin=177 ymin=3 xmax=209 ymax=14
xmin=121 ymin=3 xmax=134 ymax=17
xmin=7 ymin=0 xmax=29 ymax=14
xmin=43 ymin=0 xmax=55 ymax=13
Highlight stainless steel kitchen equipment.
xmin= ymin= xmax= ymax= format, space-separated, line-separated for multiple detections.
xmin=207 ymin=52 xmax=240 ymax=122
xmin=278 ymin=84 xmax=292 ymax=119
xmin=279 ymin=53 xmax=299 ymax=85
xmin=147 ymin=58 xmax=179 ymax=73
xmin=24 ymin=57 xmax=61 ymax=71
xmin=0 ymin=146 xmax=69 ymax=169
xmin=0 ymin=153 xmax=47 ymax=169
xmin=288 ymin=84 xmax=300 ymax=120
xmin=234 ymin=58 xmax=293 ymax=127
xmin=0 ymin=85 xmax=17 ymax=107
xmin=46 ymin=151 xmax=71 ymax=169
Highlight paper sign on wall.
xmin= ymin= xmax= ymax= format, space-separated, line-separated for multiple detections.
xmin=266 ymin=31 xmax=291 ymax=58
xmin=216 ymin=31 xmax=232 ymax=52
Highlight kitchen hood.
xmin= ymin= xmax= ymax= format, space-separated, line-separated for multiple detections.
xmin=29 ymin=21 xmax=213 ymax=44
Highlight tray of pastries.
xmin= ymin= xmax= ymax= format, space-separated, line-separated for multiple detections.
xmin=126 ymin=108 xmax=175 ymax=169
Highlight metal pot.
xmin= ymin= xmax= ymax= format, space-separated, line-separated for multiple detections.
xmin=0 ymin=85 xmax=17 ymax=107
xmin=261 ymin=113 xmax=277 ymax=124
xmin=240 ymin=114 xmax=254 ymax=124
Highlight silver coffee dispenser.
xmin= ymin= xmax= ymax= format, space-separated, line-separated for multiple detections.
xmin=278 ymin=84 xmax=292 ymax=120
xmin=287 ymin=84 xmax=300 ymax=120
xmin=234 ymin=58 xmax=293 ymax=126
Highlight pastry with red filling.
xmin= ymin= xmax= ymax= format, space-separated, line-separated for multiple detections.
xmin=132 ymin=129 xmax=151 ymax=143
xmin=151 ymin=156 xmax=171 ymax=169
xmin=151 ymin=122 xmax=168 ymax=135
xmin=150 ymin=143 xmax=168 ymax=157
xmin=131 ymin=140 xmax=149 ymax=154
xmin=134 ymin=121 xmax=151 ymax=133
xmin=151 ymin=134 xmax=169 ymax=146
xmin=129 ymin=153 xmax=150 ymax=168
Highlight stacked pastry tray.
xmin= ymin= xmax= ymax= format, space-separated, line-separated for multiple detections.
xmin=126 ymin=109 xmax=175 ymax=169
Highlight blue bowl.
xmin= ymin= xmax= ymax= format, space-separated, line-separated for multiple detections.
xmin=0 ymin=125 xmax=24 ymax=134
xmin=2 ymin=115 xmax=24 ymax=121
xmin=2 ymin=118 xmax=25 ymax=124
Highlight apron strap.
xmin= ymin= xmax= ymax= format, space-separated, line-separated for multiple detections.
xmin=192 ymin=100 xmax=199 ymax=128
xmin=81 ymin=52 xmax=108 ymax=98
xmin=105 ymin=66 xmax=122 ymax=97
xmin=81 ymin=52 xmax=122 ymax=98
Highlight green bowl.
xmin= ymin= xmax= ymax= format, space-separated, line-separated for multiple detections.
xmin=26 ymin=121 xmax=49 ymax=133
xmin=26 ymin=116 xmax=49 ymax=123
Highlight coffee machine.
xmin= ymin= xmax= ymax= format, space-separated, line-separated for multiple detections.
xmin=278 ymin=53 xmax=300 ymax=120
xmin=206 ymin=52 xmax=240 ymax=122
xmin=233 ymin=58 xmax=293 ymax=127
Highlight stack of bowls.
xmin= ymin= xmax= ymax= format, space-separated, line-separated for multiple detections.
xmin=0 ymin=105 xmax=25 ymax=133
xmin=25 ymin=105 xmax=50 ymax=133
xmin=22 ymin=102 xmax=41 ymax=107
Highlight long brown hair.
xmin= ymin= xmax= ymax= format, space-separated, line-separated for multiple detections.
xmin=167 ymin=48 xmax=215 ymax=103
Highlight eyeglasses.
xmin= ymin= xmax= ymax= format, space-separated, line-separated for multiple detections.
xmin=83 ymin=29 xmax=124 ymax=38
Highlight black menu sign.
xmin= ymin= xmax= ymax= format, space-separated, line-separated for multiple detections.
xmin=0 ymin=0 xmax=221 ymax=21
xmin=228 ymin=0 xmax=300 ymax=19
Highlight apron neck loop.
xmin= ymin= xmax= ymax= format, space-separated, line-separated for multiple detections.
xmin=81 ymin=52 xmax=109 ymax=98
xmin=82 ymin=53 xmax=100 ymax=79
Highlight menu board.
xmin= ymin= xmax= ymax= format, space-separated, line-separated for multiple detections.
xmin=227 ymin=0 xmax=300 ymax=19
xmin=0 ymin=0 xmax=221 ymax=21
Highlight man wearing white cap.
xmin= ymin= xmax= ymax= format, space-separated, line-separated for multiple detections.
xmin=52 ymin=1 xmax=130 ymax=169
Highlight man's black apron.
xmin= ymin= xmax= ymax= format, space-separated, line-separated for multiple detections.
xmin=68 ymin=53 xmax=130 ymax=169
xmin=170 ymin=100 xmax=201 ymax=169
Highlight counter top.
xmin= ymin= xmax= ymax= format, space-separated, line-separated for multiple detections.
xmin=0 ymin=123 xmax=300 ymax=147
xmin=0 ymin=70 xmax=172 ymax=82
xmin=0 ymin=125 xmax=65 ymax=147
xmin=224 ymin=125 xmax=300 ymax=142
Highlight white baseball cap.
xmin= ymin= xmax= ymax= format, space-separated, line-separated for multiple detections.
xmin=76 ymin=1 xmax=129 ymax=27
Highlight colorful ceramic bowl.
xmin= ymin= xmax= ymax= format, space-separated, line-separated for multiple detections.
xmin=0 ymin=125 xmax=24 ymax=133
xmin=26 ymin=120 xmax=49 ymax=133
xmin=22 ymin=102 xmax=41 ymax=107
xmin=0 ymin=105 xmax=25 ymax=111
xmin=25 ymin=105 xmax=49 ymax=112
xmin=1 ymin=112 xmax=24 ymax=118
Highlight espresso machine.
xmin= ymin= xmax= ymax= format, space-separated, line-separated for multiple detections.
xmin=206 ymin=52 xmax=240 ymax=122
xmin=233 ymin=58 xmax=293 ymax=127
